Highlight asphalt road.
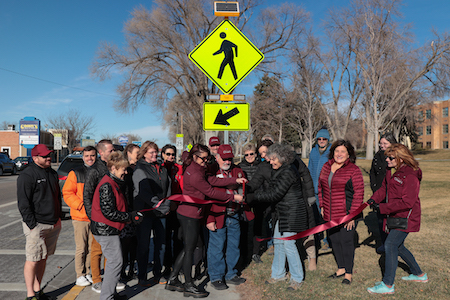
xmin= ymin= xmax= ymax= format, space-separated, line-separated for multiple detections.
xmin=0 ymin=171 xmax=76 ymax=300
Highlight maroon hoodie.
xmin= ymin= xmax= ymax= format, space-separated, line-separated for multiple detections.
xmin=371 ymin=164 xmax=422 ymax=233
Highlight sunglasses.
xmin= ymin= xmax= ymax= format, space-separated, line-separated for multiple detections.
xmin=244 ymin=152 xmax=255 ymax=157
xmin=196 ymin=155 xmax=209 ymax=162
xmin=39 ymin=154 xmax=51 ymax=158
xmin=386 ymin=156 xmax=396 ymax=161
xmin=317 ymin=138 xmax=328 ymax=141
xmin=165 ymin=153 xmax=175 ymax=156
xmin=223 ymin=158 xmax=233 ymax=162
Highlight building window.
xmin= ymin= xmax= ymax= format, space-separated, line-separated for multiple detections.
xmin=426 ymin=125 xmax=431 ymax=135
xmin=444 ymin=107 xmax=449 ymax=117
xmin=444 ymin=124 xmax=449 ymax=134
xmin=426 ymin=142 xmax=431 ymax=148
xmin=426 ymin=109 xmax=431 ymax=119
xmin=418 ymin=111 xmax=423 ymax=121
xmin=417 ymin=127 xmax=423 ymax=136
xmin=444 ymin=141 xmax=449 ymax=149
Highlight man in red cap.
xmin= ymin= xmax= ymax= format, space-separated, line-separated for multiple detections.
xmin=206 ymin=144 xmax=253 ymax=290
xmin=18 ymin=144 xmax=62 ymax=300
xmin=208 ymin=136 xmax=221 ymax=156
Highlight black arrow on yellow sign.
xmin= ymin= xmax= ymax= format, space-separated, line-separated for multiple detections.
xmin=214 ymin=107 xmax=240 ymax=125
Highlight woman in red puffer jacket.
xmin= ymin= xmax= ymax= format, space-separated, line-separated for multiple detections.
xmin=318 ymin=140 xmax=364 ymax=285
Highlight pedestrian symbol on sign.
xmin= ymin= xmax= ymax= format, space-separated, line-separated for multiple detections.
xmin=213 ymin=32 xmax=238 ymax=80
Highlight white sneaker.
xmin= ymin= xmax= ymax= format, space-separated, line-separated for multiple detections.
xmin=85 ymin=274 xmax=93 ymax=284
xmin=76 ymin=275 xmax=91 ymax=286
xmin=116 ymin=281 xmax=126 ymax=290
xmin=91 ymin=282 xmax=102 ymax=293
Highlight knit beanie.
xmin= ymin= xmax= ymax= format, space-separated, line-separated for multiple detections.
xmin=316 ymin=128 xmax=330 ymax=140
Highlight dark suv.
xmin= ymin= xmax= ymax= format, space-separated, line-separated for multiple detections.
xmin=0 ymin=153 xmax=17 ymax=175
xmin=13 ymin=156 xmax=32 ymax=171
xmin=57 ymin=154 xmax=84 ymax=218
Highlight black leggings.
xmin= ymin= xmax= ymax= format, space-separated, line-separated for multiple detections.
xmin=328 ymin=223 xmax=357 ymax=274
xmin=171 ymin=213 xmax=200 ymax=283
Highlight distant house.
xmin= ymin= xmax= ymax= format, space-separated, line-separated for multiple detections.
xmin=416 ymin=100 xmax=449 ymax=149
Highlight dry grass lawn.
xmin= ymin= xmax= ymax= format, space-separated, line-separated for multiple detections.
xmin=237 ymin=152 xmax=450 ymax=299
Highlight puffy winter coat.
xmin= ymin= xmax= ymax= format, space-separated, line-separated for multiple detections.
xmin=254 ymin=164 xmax=309 ymax=233
xmin=62 ymin=165 xmax=90 ymax=222
xmin=308 ymin=144 xmax=331 ymax=195
xmin=370 ymin=164 xmax=422 ymax=233
xmin=238 ymin=158 xmax=260 ymax=181
xmin=318 ymin=159 xmax=364 ymax=221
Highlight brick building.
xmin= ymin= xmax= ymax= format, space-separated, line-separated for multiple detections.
xmin=0 ymin=130 xmax=55 ymax=159
xmin=416 ymin=99 xmax=449 ymax=149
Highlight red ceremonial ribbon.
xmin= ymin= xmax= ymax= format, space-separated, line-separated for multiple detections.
xmin=256 ymin=202 xmax=369 ymax=241
xmin=139 ymin=194 xmax=234 ymax=213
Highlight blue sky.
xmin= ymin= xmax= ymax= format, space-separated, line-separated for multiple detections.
xmin=1 ymin=0 xmax=449 ymax=147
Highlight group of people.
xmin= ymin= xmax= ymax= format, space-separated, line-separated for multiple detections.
xmin=16 ymin=128 xmax=427 ymax=300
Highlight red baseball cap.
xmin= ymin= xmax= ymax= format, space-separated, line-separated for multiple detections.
xmin=209 ymin=136 xmax=220 ymax=146
xmin=31 ymin=144 xmax=53 ymax=157
xmin=217 ymin=144 xmax=234 ymax=159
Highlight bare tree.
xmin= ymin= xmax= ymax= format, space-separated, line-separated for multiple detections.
xmin=288 ymin=37 xmax=327 ymax=157
xmin=332 ymin=0 xmax=450 ymax=159
xmin=91 ymin=0 xmax=310 ymax=144
xmin=47 ymin=109 xmax=95 ymax=153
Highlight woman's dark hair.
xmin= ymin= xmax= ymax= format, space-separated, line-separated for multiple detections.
xmin=328 ymin=139 xmax=357 ymax=163
xmin=123 ymin=143 xmax=139 ymax=160
xmin=182 ymin=143 xmax=210 ymax=173
xmin=380 ymin=132 xmax=397 ymax=145
xmin=161 ymin=144 xmax=176 ymax=160
xmin=257 ymin=139 xmax=274 ymax=151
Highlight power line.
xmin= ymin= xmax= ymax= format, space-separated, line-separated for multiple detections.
xmin=0 ymin=67 xmax=116 ymax=98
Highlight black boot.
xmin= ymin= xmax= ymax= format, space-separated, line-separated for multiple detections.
xmin=165 ymin=275 xmax=184 ymax=292
xmin=183 ymin=282 xmax=209 ymax=298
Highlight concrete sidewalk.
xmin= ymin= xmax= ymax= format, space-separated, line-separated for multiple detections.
xmin=47 ymin=259 xmax=241 ymax=300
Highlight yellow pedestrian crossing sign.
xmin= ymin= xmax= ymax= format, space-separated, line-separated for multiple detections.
xmin=189 ymin=20 xmax=264 ymax=94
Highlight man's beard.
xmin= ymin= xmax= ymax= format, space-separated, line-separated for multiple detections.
xmin=221 ymin=163 xmax=231 ymax=171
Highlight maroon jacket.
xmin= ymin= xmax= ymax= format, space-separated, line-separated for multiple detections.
xmin=206 ymin=165 xmax=254 ymax=229
xmin=318 ymin=159 xmax=364 ymax=221
xmin=177 ymin=161 xmax=235 ymax=219
xmin=371 ymin=164 xmax=422 ymax=233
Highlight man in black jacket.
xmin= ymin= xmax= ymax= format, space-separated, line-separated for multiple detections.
xmin=18 ymin=144 xmax=62 ymax=300
xmin=82 ymin=139 xmax=117 ymax=293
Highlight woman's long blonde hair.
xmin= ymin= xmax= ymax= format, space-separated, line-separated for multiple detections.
xmin=385 ymin=144 xmax=419 ymax=170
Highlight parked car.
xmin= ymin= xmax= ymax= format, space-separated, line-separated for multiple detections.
xmin=0 ymin=153 xmax=17 ymax=175
xmin=13 ymin=156 xmax=32 ymax=171
xmin=57 ymin=154 xmax=84 ymax=218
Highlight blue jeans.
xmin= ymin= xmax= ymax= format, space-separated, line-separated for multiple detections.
xmin=272 ymin=221 xmax=304 ymax=283
xmin=136 ymin=215 xmax=166 ymax=280
xmin=207 ymin=215 xmax=240 ymax=282
xmin=383 ymin=229 xmax=422 ymax=286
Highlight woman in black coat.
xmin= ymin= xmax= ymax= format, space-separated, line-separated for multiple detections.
xmin=369 ymin=132 xmax=397 ymax=251
xmin=251 ymin=143 xmax=309 ymax=291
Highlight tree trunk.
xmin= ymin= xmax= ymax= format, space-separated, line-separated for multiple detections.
xmin=366 ymin=131 xmax=375 ymax=161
